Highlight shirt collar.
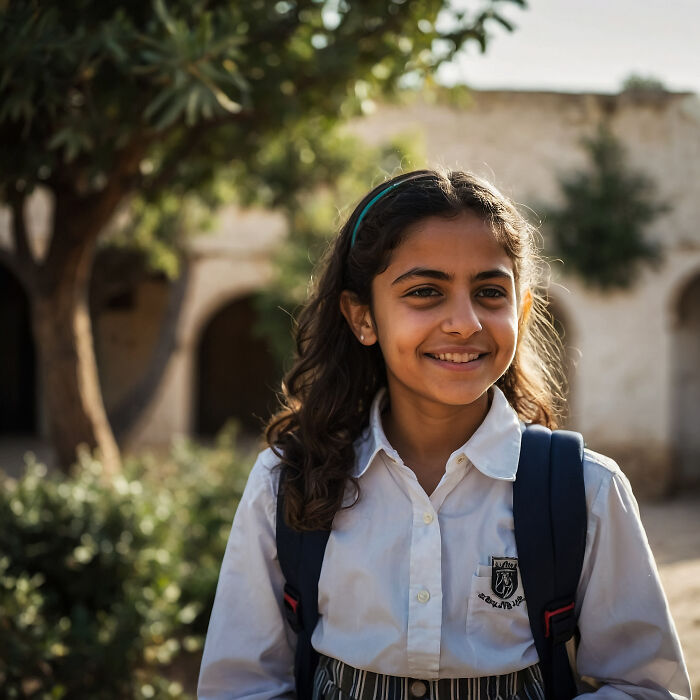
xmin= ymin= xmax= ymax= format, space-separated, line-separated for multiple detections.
xmin=352 ymin=385 xmax=522 ymax=482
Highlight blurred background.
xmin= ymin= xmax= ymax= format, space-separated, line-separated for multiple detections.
xmin=0 ymin=1 xmax=698 ymax=697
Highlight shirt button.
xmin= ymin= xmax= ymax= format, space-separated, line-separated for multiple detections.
xmin=457 ymin=455 xmax=466 ymax=464
xmin=410 ymin=680 xmax=428 ymax=697
xmin=416 ymin=589 xmax=430 ymax=603
xmin=423 ymin=512 xmax=434 ymax=525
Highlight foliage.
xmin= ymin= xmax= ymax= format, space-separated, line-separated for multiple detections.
xmin=543 ymin=126 xmax=668 ymax=290
xmin=0 ymin=0 xmax=524 ymax=214
xmin=0 ymin=428 xmax=254 ymax=699
xmin=621 ymin=73 xmax=668 ymax=95
xmin=0 ymin=0 xmax=526 ymax=470
xmin=251 ymin=127 xmax=425 ymax=366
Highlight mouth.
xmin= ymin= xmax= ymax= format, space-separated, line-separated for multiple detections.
xmin=425 ymin=352 xmax=488 ymax=364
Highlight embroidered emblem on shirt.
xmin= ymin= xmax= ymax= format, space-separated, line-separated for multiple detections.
xmin=491 ymin=556 xmax=519 ymax=600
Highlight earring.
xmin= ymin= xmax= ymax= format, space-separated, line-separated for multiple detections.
xmin=360 ymin=334 xmax=365 ymax=342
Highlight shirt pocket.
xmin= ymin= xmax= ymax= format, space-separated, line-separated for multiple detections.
xmin=466 ymin=558 xmax=534 ymax=659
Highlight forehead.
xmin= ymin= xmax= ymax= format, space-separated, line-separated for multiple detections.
xmin=385 ymin=212 xmax=514 ymax=274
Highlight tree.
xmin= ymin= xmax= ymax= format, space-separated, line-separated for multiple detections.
xmin=252 ymin=126 xmax=423 ymax=367
xmin=0 ymin=0 xmax=524 ymax=473
xmin=543 ymin=126 xmax=667 ymax=291
xmin=621 ymin=73 xmax=668 ymax=95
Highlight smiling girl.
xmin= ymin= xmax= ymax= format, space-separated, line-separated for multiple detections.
xmin=198 ymin=170 xmax=690 ymax=699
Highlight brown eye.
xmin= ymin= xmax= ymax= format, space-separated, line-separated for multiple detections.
xmin=407 ymin=287 xmax=440 ymax=298
xmin=476 ymin=288 xmax=505 ymax=298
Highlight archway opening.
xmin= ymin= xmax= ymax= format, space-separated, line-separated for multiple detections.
xmin=672 ymin=273 xmax=700 ymax=486
xmin=196 ymin=295 xmax=280 ymax=438
xmin=0 ymin=265 xmax=36 ymax=434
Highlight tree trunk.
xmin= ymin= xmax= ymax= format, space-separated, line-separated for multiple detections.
xmin=30 ymin=237 xmax=120 ymax=475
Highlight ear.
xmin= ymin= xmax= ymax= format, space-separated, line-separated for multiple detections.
xmin=519 ymin=288 xmax=533 ymax=330
xmin=340 ymin=290 xmax=377 ymax=345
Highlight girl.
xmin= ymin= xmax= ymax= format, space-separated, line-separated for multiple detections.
xmin=198 ymin=170 xmax=690 ymax=699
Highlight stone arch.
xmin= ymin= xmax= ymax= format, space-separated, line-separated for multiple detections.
xmin=670 ymin=271 xmax=700 ymax=486
xmin=0 ymin=264 xmax=36 ymax=434
xmin=195 ymin=294 xmax=280 ymax=437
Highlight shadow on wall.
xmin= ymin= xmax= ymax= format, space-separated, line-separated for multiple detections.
xmin=672 ymin=272 xmax=700 ymax=490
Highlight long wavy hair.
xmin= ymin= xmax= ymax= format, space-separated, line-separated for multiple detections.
xmin=266 ymin=169 xmax=565 ymax=531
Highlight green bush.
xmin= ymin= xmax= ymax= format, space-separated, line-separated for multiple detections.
xmin=0 ymin=429 xmax=254 ymax=699
xmin=543 ymin=125 xmax=667 ymax=290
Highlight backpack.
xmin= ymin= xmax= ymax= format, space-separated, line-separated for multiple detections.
xmin=276 ymin=423 xmax=587 ymax=700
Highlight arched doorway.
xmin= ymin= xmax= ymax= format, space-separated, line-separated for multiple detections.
xmin=196 ymin=295 xmax=280 ymax=437
xmin=0 ymin=265 xmax=36 ymax=434
xmin=672 ymin=273 xmax=700 ymax=486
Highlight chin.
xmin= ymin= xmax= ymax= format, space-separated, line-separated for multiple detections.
xmin=424 ymin=386 xmax=492 ymax=408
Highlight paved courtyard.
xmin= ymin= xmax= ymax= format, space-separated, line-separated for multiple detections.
xmin=640 ymin=494 xmax=700 ymax=693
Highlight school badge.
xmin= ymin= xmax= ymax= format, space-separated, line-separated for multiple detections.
xmin=491 ymin=557 xmax=519 ymax=600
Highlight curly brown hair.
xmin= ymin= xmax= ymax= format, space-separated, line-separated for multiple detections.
xmin=266 ymin=169 xmax=565 ymax=531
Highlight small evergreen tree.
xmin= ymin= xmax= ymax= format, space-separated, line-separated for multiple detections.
xmin=544 ymin=126 xmax=667 ymax=290
xmin=621 ymin=73 xmax=668 ymax=94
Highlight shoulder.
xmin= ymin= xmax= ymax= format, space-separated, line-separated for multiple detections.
xmin=247 ymin=446 xmax=284 ymax=494
xmin=582 ymin=446 xmax=629 ymax=490
xmin=237 ymin=446 xmax=284 ymax=527
xmin=580 ymin=445 xmax=640 ymax=522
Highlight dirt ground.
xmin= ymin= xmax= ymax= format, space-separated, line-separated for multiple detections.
xmin=639 ymin=493 xmax=700 ymax=694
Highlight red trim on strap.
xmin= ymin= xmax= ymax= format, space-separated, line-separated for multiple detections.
xmin=544 ymin=602 xmax=575 ymax=637
xmin=284 ymin=591 xmax=299 ymax=614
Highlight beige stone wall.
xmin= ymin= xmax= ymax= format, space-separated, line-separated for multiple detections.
xmin=96 ymin=278 xmax=170 ymax=412
xmin=2 ymin=90 xmax=699 ymax=492
xmin=125 ymin=206 xmax=286 ymax=446
xmin=349 ymin=90 xmax=700 ymax=493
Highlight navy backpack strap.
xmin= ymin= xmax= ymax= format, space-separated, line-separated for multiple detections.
xmin=276 ymin=468 xmax=331 ymax=699
xmin=513 ymin=424 xmax=587 ymax=700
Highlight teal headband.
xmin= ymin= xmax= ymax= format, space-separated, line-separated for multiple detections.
xmin=349 ymin=182 xmax=401 ymax=248
xmin=349 ymin=173 xmax=430 ymax=247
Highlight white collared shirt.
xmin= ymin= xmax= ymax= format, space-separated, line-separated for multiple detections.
xmin=198 ymin=387 xmax=691 ymax=699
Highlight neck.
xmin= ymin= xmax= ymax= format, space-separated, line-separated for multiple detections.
xmin=382 ymin=390 xmax=492 ymax=469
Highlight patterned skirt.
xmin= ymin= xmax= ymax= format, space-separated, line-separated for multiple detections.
xmin=312 ymin=655 xmax=546 ymax=700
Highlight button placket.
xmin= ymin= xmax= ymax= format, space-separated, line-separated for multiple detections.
xmin=407 ymin=485 xmax=442 ymax=677
xmin=410 ymin=680 xmax=428 ymax=697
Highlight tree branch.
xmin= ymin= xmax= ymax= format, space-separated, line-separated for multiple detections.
xmin=44 ymin=134 xmax=152 ymax=281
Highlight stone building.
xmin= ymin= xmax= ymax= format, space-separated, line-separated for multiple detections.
xmin=1 ymin=89 xmax=699 ymax=495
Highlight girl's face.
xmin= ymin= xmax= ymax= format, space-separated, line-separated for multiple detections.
xmin=348 ymin=211 xmax=520 ymax=417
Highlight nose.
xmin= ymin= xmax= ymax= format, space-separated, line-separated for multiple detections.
xmin=441 ymin=294 xmax=483 ymax=337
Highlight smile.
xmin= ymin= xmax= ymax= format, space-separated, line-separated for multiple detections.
xmin=426 ymin=352 xmax=486 ymax=364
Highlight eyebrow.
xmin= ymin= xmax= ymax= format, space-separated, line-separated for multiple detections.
xmin=390 ymin=266 xmax=513 ymax=286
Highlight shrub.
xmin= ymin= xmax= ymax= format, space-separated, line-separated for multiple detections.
xmin=0 ymin=429 xmax=254 ymax=699
xmin=543 ymin=126 xmax=667 ymax=290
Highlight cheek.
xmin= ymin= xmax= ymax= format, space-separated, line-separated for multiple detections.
xmin=493 ymin=308 xmax=519 ymax=348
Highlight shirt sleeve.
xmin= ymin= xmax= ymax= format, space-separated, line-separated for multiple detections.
xmin=573 ymin=454 xmax=691 ymax=700
xmin=197 ymin=450 xmax=295 ymax=700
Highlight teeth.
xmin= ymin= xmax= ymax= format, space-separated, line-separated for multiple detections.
xmin=435 ymin=352 xmax=481 ymax=363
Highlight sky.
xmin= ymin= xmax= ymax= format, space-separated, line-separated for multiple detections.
xmin=438 ymin=0 xmax=700 ymax=95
